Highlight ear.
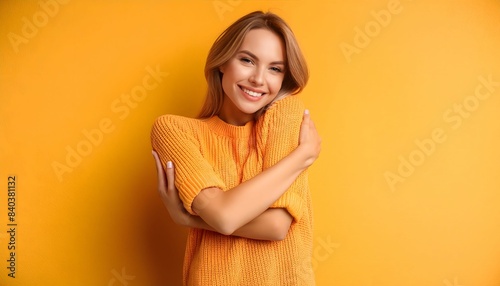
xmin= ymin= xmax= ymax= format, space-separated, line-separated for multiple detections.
xmin=219 ymin=64 xmax=226 ymax=74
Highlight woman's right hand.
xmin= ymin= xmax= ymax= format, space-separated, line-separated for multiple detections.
xmin=297 ymin=109 xmax=321 ymax=167
xmin=152 ymin=150 xmax=192 ymax=227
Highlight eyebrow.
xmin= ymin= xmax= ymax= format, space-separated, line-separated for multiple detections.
xmin=238 ymin=50 xmax=285 ymax=65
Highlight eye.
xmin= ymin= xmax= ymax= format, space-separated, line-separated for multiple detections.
xmin=270 ymin=66 xmax=283 ymax=73
xmin=240 ymin=57 xmax=253 ymax=64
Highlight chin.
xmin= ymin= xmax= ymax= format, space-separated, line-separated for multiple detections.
xmin=239 ymin=107 xmax=261 ymax=116
xmin=238 ymin=102 xmax=268 ymax=114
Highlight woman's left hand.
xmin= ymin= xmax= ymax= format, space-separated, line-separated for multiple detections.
xmin=152 ymin=151 xmax=192 ymax=227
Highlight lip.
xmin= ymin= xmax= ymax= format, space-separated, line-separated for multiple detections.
xmin=239 ymin=85 xmax=267 ymax=94
xmin=238 ymin=85 xmax=266 ymax=102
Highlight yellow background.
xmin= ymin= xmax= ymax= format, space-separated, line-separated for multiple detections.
xmin=1 ymin=0 xmax=500 ymax=285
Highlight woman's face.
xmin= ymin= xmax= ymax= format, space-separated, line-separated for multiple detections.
xmin=218 ymin=28 xmax=286 ymax=126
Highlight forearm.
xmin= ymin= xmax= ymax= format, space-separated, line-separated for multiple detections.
xmin=193 ymin=147 xmax=308 ymax=235
xmin=231 ymin=208 xmax=292 ymax=240
xmin=188 ymin=208 xmax=292 ymax=241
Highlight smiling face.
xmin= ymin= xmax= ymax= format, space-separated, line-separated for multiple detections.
xmin=218 ymin=28 xmax=286 ymax=126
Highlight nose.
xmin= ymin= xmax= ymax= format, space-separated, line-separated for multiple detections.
xmin=249 ymin=68 xmax=264 ymax=86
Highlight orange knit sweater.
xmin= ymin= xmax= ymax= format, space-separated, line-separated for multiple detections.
xmin=151 ymin=95 xmax=314 ymax=286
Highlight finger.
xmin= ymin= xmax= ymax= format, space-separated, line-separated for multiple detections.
xmin=309 ymin=119 xmax=321 ymax=143
xmin=165 ymin=160 xmax=175 ymax=193
xmin=309 ymin=117 xmax=317 ymax=131
xmin=299 ymin=109 xmax=311 ymax=144
xmin=302 ymin=109 xmax=310 ymax=126
xmin=152 ymin=151 xmax=167 ymax=193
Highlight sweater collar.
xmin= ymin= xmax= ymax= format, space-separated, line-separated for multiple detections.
xmin=205 ymin=116 xmax=254 ymax=138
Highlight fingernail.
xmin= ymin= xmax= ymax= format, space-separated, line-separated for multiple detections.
xmin=304 ymin=109 xmax=310 ymax=115
xmin=166 ymin=161 xmax=173 ymax=169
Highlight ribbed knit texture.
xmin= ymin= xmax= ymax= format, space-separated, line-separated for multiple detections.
xmin=151 ymin=96 xmax=315 ymax=286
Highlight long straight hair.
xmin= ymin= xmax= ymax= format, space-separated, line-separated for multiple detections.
xmin=198 ymin=11 xmax=309 ymax=119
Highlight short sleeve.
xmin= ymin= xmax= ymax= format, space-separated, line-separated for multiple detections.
xmin=151 ymin=115 xmax=227 ymax=215
xmin=258 ymin=95 xmax=309 ymax=223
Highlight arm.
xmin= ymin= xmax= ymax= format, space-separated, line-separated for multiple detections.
xmin=191 ymin=209 xmax=292 ymax=241
xmin=151 ymin=102 xmax=320 ymax=238
xmin=153 ymin=151 xmax=292 ymax=240
xmin=192 ymin=110 xmax=320 ymax=235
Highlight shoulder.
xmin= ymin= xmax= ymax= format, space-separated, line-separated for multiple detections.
xmin=258 ymin=95 xmax=305 ymax=127
xmin=153 ymin=114 xmax=190 ymax=128
xmin=256 ymin=95 xmax=305 ymax=143
xmin=266 ymin=95 xmax=305 ymax=115
xmin=151 ymin=114 xmax=203 ymax=138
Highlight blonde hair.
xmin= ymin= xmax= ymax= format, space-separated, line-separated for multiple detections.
xmin=198 ymin=11 xmax=309 ymax=119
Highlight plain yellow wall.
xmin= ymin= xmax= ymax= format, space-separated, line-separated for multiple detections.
xmin=1 ymin=0 xmax=500 ymax=285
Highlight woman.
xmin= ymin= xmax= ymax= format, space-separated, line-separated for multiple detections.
xmin=151 ymin=11 xmax=321 ymax=285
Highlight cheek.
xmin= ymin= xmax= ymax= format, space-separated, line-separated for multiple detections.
xmin=222 ymin=65 xmax=243 ymax=87
xmin=221 ymin=68 xmax=235 ymax=92
xmin=269 ymin=76 xmax=285 ymax=93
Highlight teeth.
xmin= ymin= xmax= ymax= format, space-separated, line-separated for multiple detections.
xmin=242 ymin=88 xmax=263 ymax=97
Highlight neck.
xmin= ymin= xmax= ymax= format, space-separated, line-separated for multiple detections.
xmin=218 ymin=99 xmax=254 ymax=126
xmin=217 ymin=114 xmax=253 ymax=126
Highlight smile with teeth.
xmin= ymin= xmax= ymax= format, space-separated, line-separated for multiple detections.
xmin=242 ymin=87 xmax=264 ymax=97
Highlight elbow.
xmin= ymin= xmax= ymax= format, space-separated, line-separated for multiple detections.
xmin=268 ymin=210 xmax=293 ymax=241
xmin=211 ymin=209 xmax=239 ymax=236
xmin=272 ymin=231 xmax=288 ymax=241
xmin=269 ymin=221 xmax=290 ymax=241
xmin=194 ymin=198 xmax=238 ymax=235
xmin=218 ymin=226 xmax=236 ymax=236
xmin=193 ymin=188 xmax=238 ymax=235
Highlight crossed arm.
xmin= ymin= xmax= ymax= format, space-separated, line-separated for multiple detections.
xmin=152 ymin=110 xmax=321 ymax=241
xmin=153 ymin=152 xmax=296 ymax=240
